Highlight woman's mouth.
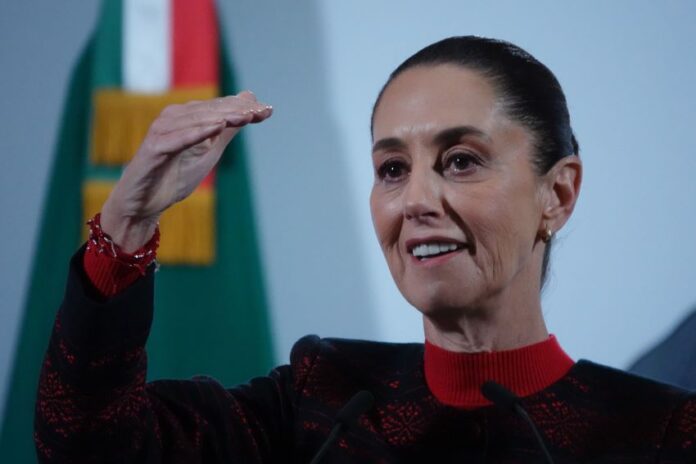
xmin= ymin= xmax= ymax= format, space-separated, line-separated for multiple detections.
xmin=409 ymin=241 xmax=467 ymax=263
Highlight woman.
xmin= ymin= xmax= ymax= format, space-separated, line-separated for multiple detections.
xmin=35 ymin=37 xmax=695 ymax=462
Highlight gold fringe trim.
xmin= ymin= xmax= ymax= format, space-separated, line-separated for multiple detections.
xmin=82 ymin=180 xmax=215 ymax=265
xmin=158 ymin=187 xmax=215 ymax=265
xmin=91 ymin=86 xmax=218 ymax=166
xmin=82 ymin=181 xmax=115 ymax=241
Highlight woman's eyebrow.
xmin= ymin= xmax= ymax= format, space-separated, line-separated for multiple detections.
xmin=372 ymin=137 xmax=407 ymax=154
xmin=372 ymin=126 xmax=489 ymax=154
xmin=433 ymin=125 xmax=489 ymax=148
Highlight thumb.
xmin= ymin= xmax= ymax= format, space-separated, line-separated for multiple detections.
xmin=237 ymin=90 xmax=258 ymax=102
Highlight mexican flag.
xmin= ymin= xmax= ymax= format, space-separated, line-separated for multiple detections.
xmin=0 ymin=0 xmax=274 ymax=460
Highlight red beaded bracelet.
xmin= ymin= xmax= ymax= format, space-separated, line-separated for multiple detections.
xmin=86 ymin=213 xmax=160 ymax=275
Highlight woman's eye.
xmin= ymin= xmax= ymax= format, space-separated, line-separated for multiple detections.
xmin=377 ymin=160 xmax=408 ymax=181
xmin=443 ymin=152 xmax=479 ymax=174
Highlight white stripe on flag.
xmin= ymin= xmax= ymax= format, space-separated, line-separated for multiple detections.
xmin=123 ymin=0 xmax=171 ymax=93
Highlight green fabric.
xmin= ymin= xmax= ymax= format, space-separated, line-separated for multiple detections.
xmin=0 ymin=41 xmax=94 ymax=462
xmin=92 ymin=0 xmax=121 ymax=88
xmin=0 ymin=5 xmax=274 ymax=461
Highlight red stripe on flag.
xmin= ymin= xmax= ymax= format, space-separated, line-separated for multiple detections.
xmin=172 ymin=0 xmax=219 ymax=87
xmin=199 ymin=171 xmax=215 ymax=189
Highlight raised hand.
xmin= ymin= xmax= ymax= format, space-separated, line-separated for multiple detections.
xmin=101 ymin=91 xmax=272 ymax=252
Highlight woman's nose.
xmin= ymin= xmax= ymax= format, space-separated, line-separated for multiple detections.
xmin=403 ymin=167 xmax=442 ymax=222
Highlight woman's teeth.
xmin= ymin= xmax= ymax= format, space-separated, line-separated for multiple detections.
xmin=411 ymin=243 xmax=461 ymax=259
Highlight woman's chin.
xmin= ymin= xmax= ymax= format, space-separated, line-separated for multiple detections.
xmin=404 ymin=286 xmax=482 ymax=321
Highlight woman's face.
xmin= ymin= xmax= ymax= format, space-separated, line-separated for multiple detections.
xmin=370 ymin=64 xmax=548 ymax=316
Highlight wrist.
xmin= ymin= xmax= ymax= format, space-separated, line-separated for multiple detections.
xmin=86 ymin=213 xmax=159 ymax=276
xmin=101 ymin=201 xmax=160 ymax=253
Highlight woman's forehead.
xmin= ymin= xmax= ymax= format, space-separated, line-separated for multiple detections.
xmin=372 ymin=65 xmax=507 ymax=144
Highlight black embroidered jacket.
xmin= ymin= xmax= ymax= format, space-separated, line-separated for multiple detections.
xmin=35 ymin=252 xmax=696 ymax=463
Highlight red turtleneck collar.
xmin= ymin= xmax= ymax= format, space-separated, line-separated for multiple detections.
xmin=424 ymin=335 xmax=574 ymax=409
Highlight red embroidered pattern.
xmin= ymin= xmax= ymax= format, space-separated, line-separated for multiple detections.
xmin=377 ymin=401 xmax=429 ymax=446
xmin=34 ymin=267 xmax=696 ymax=463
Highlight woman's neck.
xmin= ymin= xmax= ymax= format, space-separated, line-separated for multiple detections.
xmin=422 ymin=292 xmax=548 ymax=353
xmin=421 ymin=256 xmax=550 ymax=352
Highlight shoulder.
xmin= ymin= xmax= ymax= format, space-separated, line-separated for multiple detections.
xmin=571 ymin=360 xmax=691 ymax=401
xmin=565 ymin=360 xmax=694 ymax=415
xmin=287 ymin=335 xmax=425 ymax=404
xmin=289 ymin=335 xmax=423 ymax=367
xmin=564 ymin=360 xmax=696 ymax=455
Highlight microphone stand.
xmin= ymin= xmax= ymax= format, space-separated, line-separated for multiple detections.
xmin=481 ymin=381 xmax=554 ymax=464
xmin=309 ymin=390 xmax=374 ymax=464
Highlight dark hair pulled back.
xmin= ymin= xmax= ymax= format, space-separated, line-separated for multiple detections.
xmin=371 ymin=36 xmax=580 ymax=287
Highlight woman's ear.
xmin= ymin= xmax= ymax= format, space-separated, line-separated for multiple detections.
xmin=541 ymin=156 xmax=582 ymax=233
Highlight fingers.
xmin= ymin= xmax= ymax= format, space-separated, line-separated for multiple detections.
xmin=235 ymin=91 xmax=274 ymax=121
xmin=237 ymin=90 xmax=257 ymax=102
xmin=203 ymin=94 xmax=273 ymax=121
xmin=149 ymin=122 xmax=227 ymax=155
xmin=154 ymin=110 xmax=252 ymax=134
xmin=152 ymin=91 xmax=272 ymax=134
xmin=162 ymin=92 xmax=270 ymax=116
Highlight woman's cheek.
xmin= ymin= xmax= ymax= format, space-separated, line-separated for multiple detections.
xmin=373 ymin=196 xmax=403 ymax=247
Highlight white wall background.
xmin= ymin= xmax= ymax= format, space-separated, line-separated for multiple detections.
xmin=1 ymin=0 xmax=695 ymax=422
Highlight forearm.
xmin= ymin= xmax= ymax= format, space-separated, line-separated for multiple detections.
xmin=34 ymin=248 xmax=294 ymax=463
xmin=35 ymin=248 xmax=157 ymax=462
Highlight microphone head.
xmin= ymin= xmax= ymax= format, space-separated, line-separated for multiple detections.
xmin=336 ymin=390 xmax=375 ymax=426
xmin=481 ymin=381 xmax=520 ymax=412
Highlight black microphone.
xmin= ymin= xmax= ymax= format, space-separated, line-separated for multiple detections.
xmin=481 ymin=381 xmax=554 ymax=464
xmin=309 ymin=390 xmax=375 ymax=464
